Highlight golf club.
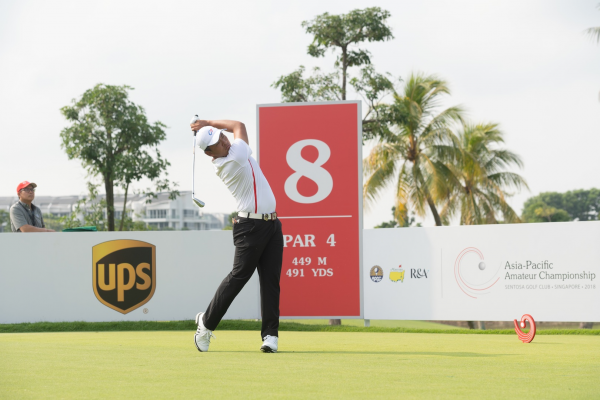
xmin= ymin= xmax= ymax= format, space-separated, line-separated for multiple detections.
xmin=190 ymin=114 xmax=205 ymax=208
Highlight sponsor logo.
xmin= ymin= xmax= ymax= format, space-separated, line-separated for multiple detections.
xmin=208 ymin=129 xmax=213 ymax=135
xmin=389 ymin=266 xmax=405 ymax=282
xmin=514 ymin=314 xmax=536 ymax=343
xmin=410 ymin=268 xmax=429 ymax=279
xmin=92 ymin=240 xmax=156 ymax=314
xmin=454 ymin=247 xmax=500 ymax=299
xmin=370 ymin=265 xmax=383 ymax=282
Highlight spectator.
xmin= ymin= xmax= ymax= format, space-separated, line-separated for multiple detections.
xmin=10 ymin=181 xmax=54 ymax=232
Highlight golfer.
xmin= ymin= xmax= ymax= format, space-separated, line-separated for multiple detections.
xmin=190 ymin=119 xmax=283 ymax=353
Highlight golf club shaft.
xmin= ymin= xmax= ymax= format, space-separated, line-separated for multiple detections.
xmin=190 ymin=114 xmax=205 ymax=208
xmin=192 ymin=134 xmax=197 ymax=199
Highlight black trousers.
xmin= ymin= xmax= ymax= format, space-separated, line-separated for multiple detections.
xmin=203 ymin=217 xmax=283 ymax=339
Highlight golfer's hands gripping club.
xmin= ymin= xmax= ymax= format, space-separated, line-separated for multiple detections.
xmin=190 ymin=115 xmax=209 ymax=135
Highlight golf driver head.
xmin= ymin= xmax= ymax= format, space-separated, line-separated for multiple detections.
xmin=193 ymin=197 xmax=205 ymax=208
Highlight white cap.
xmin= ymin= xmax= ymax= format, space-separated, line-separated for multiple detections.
xmin=197 ymin=126 xmax=223 ymax=150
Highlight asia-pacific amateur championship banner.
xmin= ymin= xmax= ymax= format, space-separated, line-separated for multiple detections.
xmin=364 ymin=222 xmax=600 ymax=322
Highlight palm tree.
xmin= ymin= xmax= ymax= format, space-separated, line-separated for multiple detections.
xmin=586 ymin=4 xmax=600 ymax=43
xmin=363 ymin=73 xmax=463 ymax=226
xmin=441 ymin=123 xmax=528 ymax=225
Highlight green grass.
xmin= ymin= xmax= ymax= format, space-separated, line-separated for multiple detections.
xmin=1 ymin=319 xmax=599 ymax=335
xmin=1 ymin=331 xmax=599 ymax=399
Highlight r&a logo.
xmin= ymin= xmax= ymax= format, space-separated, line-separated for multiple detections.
xmin=410 ymin=269 xmax=429 ymax=279
xmin=92 ymin=240 xmax=156 ymax=314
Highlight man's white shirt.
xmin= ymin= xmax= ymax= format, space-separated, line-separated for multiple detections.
xmin=212 ymin=138 xmax=276 ymax=214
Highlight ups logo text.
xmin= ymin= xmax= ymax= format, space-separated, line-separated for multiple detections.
xmin=92 ymin=240 xmax=156 ymax=314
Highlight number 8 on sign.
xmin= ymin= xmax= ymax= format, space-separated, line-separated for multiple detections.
xmin=284 ymin=140 xmax=333 ymax=204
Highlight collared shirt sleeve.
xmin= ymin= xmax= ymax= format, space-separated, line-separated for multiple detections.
xmin=228 ymin=139 xmax=252 ymax=165
xmin=10 ymin=204 xmax=29 ymax=232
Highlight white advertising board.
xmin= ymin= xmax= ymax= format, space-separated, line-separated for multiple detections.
xmin=364 ymin=222 xmax=600 ymax=322
xmin=3 ymin=222 xmax=599 ymax=324
xmin=0 ymin=231 xmax=260 ymax=324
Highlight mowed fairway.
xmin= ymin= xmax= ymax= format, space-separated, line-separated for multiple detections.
xmin=1 ymin=331 xmax=599 ymax=399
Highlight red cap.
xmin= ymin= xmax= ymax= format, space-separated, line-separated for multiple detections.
xmin=16 ymin=181 xmax=37 ymax=194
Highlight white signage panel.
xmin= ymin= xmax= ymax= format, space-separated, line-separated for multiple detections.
xmin=0 ymin=231 xmax=260 ymax=324
xmin=364 ymin=222 xmax=600 ymax=322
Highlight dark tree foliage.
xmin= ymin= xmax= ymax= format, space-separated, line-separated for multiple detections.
xmin=585 ymin=4 xmax=600 ymax=43
xmin=522 ymin=189 xmax=600 ymax=223
xmin=272 ymin=7 xmax=396 ymax=141
xmin=222 ymin=211 xmax=238 ymax=230
xmin=42 ymin=214 xmax=65 ymax=232
xmin=374 ymin=207 xmax=419 ymax=228
xmin=0 ymin=210 xmax=9 ymax=232
xmin=60 ymin=84 xmax=177 ymax=231
xmin=302 ymin=7 xmax=393 ymax=100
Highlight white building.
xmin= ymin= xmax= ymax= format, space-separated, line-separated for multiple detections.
xmin=0 ymin=191 xmax=230 ymax=232
xmin=138 ymin=191 xmax=229 ymax=230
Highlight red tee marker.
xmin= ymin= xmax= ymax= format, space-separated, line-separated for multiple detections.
xmin=514 ymin=314 xmax=536 ymax=343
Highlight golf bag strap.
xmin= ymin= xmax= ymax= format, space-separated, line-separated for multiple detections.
xmin=237 ymin=212 xmax=278 ymax=221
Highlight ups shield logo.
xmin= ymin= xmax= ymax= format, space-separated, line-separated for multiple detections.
xmin=92 ymin=240 xmax=156 ymax=314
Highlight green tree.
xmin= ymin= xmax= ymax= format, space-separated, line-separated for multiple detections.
xmin=273 ymin=8 xmax=395 ymax=327
xmin=374 ymin=206 xmax=420 ymax=228
xmin=441 ymin=123 xmax=528 ymax=225
xmin=437 ymin=122 xmax=530 ymax=332
xmin=272 ymin=7 xmax=396 ymax=141
xmin=0 ymin=209 xmax=9 ymax=232
xmin=117 ymin=158 xmax=178 ymax=232
xmin=587 ymin=3 xmax=600 ymax=103
xmin=60 ymin=182 xmax=108 ymax=230
xmin=533 ymin=203 xmax=570 ymax=222
xmin=302 ymin=7 xmax=393 ymax=100
xmin=363 ymin=73 xmax=464 ymax=226
xmin=521 ymin=189 xmax=600 ymax=222
xmin=60 ymin=182 xmax=156 ymax=231
xmin=42 ymin=214 xmax=65 ymax=232
xmin=117 ymin=208 xmax=154 ymax=231
xmin=273 ymin=66 xmax=342 ymax=103
xmin=60 ymin=84 xmax=177 ymax=231
xmin=560 ymin=189 xmax=600 ymax=220
xmin=222 ymin=211 xmax=238 ymax=230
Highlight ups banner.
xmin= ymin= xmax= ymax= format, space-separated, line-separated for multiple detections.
xmin=364 ymin=221 xmax=600 ymax=322
xmin=92 ymin=240 xmax=156 ymax=314
xmin=0 ymin=232 xmax=260 ymax=324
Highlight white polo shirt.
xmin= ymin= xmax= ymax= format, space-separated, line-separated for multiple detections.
xmin=212 ymin=138 xmax=276 ymax=214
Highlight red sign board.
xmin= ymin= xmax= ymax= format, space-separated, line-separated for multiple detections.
xmin=257 ymin=102 xmax=362 ymax=317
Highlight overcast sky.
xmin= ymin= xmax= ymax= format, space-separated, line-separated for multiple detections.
xmin=1 ymin=0 xmax=598 ymax=228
